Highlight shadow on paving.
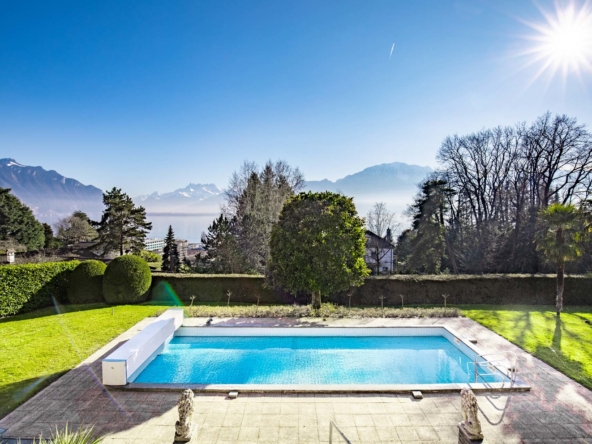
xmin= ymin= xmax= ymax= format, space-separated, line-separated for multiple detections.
xmin=0 ymin=373 xmax=67 ymax=421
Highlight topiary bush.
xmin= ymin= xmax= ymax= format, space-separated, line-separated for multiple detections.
xmin=67 ymin=260 xmax=107 ymax=304
xmin=103 ymin=255 xmax=152 ymax=304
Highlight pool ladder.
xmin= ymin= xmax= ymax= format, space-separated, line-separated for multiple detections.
xmin=329 ymin=421 xmax=352 ymax=444
xmin=473 ymin=351 xmax=518 ymax=387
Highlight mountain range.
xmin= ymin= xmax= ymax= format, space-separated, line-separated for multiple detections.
xmin=305 ymin=162 xmax=432 ymax=195
xmin=0 ymin=158 xmax=432 ymax=225
xmin=135 ymin=183 xmax=224 ymax=213
xmin=0 ymin=158 xmax=104 ymax=222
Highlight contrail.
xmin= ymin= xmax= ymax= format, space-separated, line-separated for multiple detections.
xmin=389 ymin=43 xmax=395 ymax=60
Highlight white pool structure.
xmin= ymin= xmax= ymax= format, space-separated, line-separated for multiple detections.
xmin=102 ymin=309 xmax=529 ymax=392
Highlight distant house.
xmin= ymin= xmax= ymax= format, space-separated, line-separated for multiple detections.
xmin=365 ymin=230 xmax=395 ymax=274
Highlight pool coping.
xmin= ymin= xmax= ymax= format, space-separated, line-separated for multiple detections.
xmin=107 ymin=321 xmax=531 ymax=393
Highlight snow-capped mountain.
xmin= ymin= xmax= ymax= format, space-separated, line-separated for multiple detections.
xmin=134 ymin=183 xmax=224 ymax=213
xmin=0 ymin=158 xmax=103 ymax=223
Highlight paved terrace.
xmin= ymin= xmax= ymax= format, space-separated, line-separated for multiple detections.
xmin=1 ymin=317 xmax=592 ymax=444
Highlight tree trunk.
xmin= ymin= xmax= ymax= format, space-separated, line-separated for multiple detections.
xmin=311 ymin=290 xmax=321 ymax=309
xmin=556 ymin=261 xmax=564 ymax=316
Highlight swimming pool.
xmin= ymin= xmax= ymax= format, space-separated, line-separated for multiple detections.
xmin=102 ymin=310 xmax=521 ymax=390
xmin=132 ymin=335 xmax=501 ymax=385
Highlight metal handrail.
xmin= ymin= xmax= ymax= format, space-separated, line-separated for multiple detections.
xmin=473 ymin=351 xmax=518 ymax=386
xmin=329 ymin=421 xmax=352 ymax=444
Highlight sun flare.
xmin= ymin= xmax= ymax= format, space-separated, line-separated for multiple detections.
xmin=521 ymin=1 xmax=592 ymax=84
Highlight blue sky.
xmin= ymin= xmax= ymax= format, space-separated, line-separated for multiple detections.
xmin=1 ymin=0 xmax=591 ymax=196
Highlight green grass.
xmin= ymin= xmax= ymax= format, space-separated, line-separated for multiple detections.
xmin=461 ymin=305 xmax=592 ymax=390
xmin=0 ymin=303 xmax=170 ymax=419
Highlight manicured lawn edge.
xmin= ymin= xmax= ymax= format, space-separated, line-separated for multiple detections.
xmin=460 ymin=305 xmax=592 ymax=391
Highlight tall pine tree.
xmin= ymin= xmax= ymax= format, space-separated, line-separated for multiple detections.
xmin=94 ymin=188 xmax=152 ymax=256
xmin=162 ymin=225 xmax=180 ymax=273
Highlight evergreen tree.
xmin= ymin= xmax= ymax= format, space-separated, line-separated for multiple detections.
xmin=93 ymin=187 xmax=152 ymax=256
xmin=162 ymin=225 xmax=180 ymax=273
xmin=0 ymin=187 xmax=45 ymax=250
xmin=42 ymin=223 xmax=60 ymax=248
xmin=405 ymin=179 xmax=457 ymax=274
xmin=225 ymin=160 xmax=305 ymax=273
xmin=199 ymin=214 xmax=245 ymax=273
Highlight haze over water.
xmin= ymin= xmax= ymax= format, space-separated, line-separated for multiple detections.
xmin=146 ymin=193 xmax=415 ymax=243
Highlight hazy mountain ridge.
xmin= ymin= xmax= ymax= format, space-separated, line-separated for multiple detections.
xmin=0 ymin=158 xmax=103 ymax=223
xmin=305 ymin=162 xmax=432 ymax=194
xmin=0 ymin=159 xmax=431 ymax=225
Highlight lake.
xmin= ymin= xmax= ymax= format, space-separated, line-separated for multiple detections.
xmin=147 ymin=213 xmax=219 ymax=243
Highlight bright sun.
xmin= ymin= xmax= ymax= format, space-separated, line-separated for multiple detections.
xmin=521 ymin=1 xmax=592 ymax=84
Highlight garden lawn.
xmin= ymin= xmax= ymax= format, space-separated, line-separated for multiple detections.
xmin=462 ymin=305 xmax=592 ymax=391
xmin=0 ymin=303 xmax=170 ymax=419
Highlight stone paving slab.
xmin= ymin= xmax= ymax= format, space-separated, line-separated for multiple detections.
xmin=1 ymin=316 xmax=592 ymax=443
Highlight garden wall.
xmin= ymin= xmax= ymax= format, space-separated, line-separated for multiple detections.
xmin=151 ymin=273 xmax=592 ymax=306
xmin=0 ymin=261 xmax=80 ymax=316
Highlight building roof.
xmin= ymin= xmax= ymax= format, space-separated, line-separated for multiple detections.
xmin=365 ymin=230 xmax=395 ymax=249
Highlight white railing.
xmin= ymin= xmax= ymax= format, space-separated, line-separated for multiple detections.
xmin=473 ymin=351 xmax=518 ymax=387
xmin=329 ymin=421 xmax=352 ymax=444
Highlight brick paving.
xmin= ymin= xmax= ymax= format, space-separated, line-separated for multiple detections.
xmin=1 ymin=316 xmax=592 ymax=443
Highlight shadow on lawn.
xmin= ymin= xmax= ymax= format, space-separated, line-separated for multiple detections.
xmin=0 ymin=303 xmax=109 ymax=324
xmin=532 ymin=315 xmax=592 ymax=390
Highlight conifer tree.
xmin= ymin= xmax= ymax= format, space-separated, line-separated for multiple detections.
xmin=162 ymin=225 xmax=180 ymax=273
xmin=0 ymin=187 xmax=45 ymax=250
xmin=199 ymin=214 xmax=245 ymax=273
xmin=94 ymin=187 xmax=152 ymax=256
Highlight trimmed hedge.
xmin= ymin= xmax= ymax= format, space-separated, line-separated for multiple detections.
xmin=0 ymin=261 xmax=80 ymax=316
xmin=151 ymin=274 xmax=279 ymax=305
xmin=103 ymin=255 xmax=152 ymax=304
xmin=334 ymin=274 xmax=592 ymax=306
xmin=150 ymin=273 xmax=592 ymax=306
xmin=67 ymin=260 xmax=107 ymax=304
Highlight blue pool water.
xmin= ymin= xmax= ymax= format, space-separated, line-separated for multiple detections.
xmin=134 ymin=336 xmax=495 ymax=385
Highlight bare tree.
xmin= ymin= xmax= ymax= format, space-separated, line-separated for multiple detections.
xmin=54 ymin=214 xmax=97 ymax=245
xmin=367 ymin=202 xmax=396 ymax=238
xmin=366 ymin=202 xmax=399 ymax=274
xmin=522 ymin=112 xmax=592 ymax=207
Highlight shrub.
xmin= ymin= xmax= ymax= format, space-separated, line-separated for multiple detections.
xmin=67 ymin=260 xmax=107 ymax=304
xmin=103 ymin=255 xmax=152 ymax=304
xmin=0 ymin=261 xmax=79 ymax=316
xmin=135 ymin=249 xmax=161 ymax=263
xmin=18 ymin=424 xmax=103 ymax=444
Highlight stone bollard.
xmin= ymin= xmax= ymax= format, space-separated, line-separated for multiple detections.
xmin=174 ymin=389 xmax=197 ymax=442
xmin=458 ymin=388 xmax=483 ymax=444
